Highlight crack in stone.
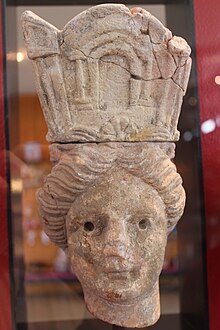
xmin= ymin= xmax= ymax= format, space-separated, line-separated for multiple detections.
xmin=51 ymin=139 xmax=176 ymax=145
xmin=172 ymin=53 xmax=188 ymax=68
xmin=58 ymin=32 xmax=64 ymax=46
xmin=152 ymin=49 xmax=184 ymax=91
xmin=171 ymin=77 xmax=184 ymax=92
xmin=130 ymin=74 xmax=142 ymax=80
xmin=70 ymin=47 xmax=162 ymax=82
xmin=140 ymin=13 xmax=150 ymax=35
xmin=152 ymin=50 xmax=162 ymax=78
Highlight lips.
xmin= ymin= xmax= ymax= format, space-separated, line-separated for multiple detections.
xmin=104 ymin=265 xmax=131 ymax=272
xmin=106 ymin=270 xmax=131 ymax=280
xmin=95 ymin=256 xmax=139 ymax=279
xmin=102 ymin=264 xmax=140 ymax=280
xmin=103 ymin=262 xmax=135 ymax=272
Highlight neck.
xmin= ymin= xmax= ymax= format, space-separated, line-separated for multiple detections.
xmin=83 ymin=282 xmax=160 ymax=328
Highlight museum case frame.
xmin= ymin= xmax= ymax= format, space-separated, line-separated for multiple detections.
xmin=0 ymin=0 xmax=219 ymax=330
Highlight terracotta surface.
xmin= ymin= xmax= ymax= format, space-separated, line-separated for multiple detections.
xmin=38 ymin=142 xmax=185 ymax=327
xmin=21 ymin=4 xmax=191 ymax=327
xmin=21 ymin=4 xmax=191 ymax=143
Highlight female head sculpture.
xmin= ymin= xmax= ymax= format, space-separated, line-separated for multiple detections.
xmin=37 ymin=142 xmax=185 ymax=327
xmin=21 ymin=3 xmax=191 ymax=327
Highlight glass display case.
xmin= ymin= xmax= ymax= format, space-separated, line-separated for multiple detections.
xmin=0 ymin=1 xmax=219 ymax=330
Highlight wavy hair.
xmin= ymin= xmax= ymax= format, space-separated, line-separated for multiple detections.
xmin=37 ymin=142 xmax=185 ymax=249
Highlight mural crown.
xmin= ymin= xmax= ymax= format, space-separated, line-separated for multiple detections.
xmin=21 ymin=4 xmax=191 ymax=143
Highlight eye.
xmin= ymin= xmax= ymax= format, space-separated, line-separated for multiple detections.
xmin=138 ymin=219 xmax=148 ymax=230
xmin=84 ymin=221 xmax=95 ymax=232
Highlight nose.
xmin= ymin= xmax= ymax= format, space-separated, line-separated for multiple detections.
xmin=103 ymin=218 xmax=130 ymax=259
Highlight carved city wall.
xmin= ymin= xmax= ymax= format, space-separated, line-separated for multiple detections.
xmin=22 ymin=5 xmax=191 ymax=143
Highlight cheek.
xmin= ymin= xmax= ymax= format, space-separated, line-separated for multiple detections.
xmin=136 ymin=229 xmax=167 ymax=269
xmin=137 ymin=235 xmax=167 ymax=288
xmin=68 ymin=235 xmax=91 ymax=263
xmin=68 ymin=232 xmax=101 ymax=266
xmin=68 ymin=238 xmax=97 ymax=285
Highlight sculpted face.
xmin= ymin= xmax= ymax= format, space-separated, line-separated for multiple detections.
xmin=66 ymin=168 xmax=168 ymax=303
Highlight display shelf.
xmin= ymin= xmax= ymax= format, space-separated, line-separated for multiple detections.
xmin=17 ymin=315 xmax=186 ymax=330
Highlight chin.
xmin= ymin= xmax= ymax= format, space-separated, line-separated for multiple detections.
xmin=97 ymin=287 xmax=139 ymax=303
xmin=92 ymin=277 xmax=147 ymax=303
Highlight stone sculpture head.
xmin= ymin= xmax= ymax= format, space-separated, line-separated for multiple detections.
xmin=22 ymin=3 xmax=191 ymax=327
xmin=37 ymin=142 xmax=185 ymax=327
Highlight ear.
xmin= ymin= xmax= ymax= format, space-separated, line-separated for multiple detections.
xmin=21 ymin=10 xmax=61 ymax=59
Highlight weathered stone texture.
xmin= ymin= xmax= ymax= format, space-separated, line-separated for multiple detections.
xmin=37 ymin=142 xmax=186 ymax=328
xmin=21 ymin=4 xmax=190 ymax=327
xmin=21 ymin=4 xmax=191 ymax=143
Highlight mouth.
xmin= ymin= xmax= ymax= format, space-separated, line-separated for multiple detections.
xmin=103 ymin=268 xmax=139 ymax=280
xmin=106 ymin=270 xmax=130 ymax=279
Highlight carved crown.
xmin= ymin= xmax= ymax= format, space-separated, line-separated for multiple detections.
xmin=21 ymin=4 xmax=191 ymax=143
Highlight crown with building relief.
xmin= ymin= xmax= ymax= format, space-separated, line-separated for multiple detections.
xmin=21 ymin=4 xmax=191 ymax=143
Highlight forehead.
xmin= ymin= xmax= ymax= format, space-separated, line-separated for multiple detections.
xmin=69 ymin=168 xmax=165 ymax=217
